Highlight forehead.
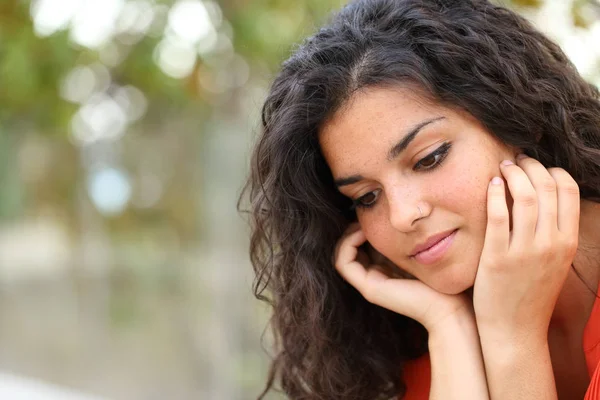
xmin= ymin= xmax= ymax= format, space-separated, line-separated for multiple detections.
xmin=318 ymin=87 xmax=448 ymax=171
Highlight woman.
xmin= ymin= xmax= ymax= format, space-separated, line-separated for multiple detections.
xmin=241 ymin=0 xmax=600 ymax=398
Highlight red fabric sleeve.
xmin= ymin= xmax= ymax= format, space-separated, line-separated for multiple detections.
xmin=399 ymin=354 xmax=431 ymax=400
xmin=585 ymin=363 xmax=600 ymax=400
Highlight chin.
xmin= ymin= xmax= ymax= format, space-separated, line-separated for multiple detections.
xmin=428 ymin=266 xmax=478 ymax=295
xmin=437 ymin=283 xmax=473 ymax=295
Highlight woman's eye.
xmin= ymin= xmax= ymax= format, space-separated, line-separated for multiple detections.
xmin=418 ymin=154 xmax=441 ymax=168
xmin=352 ymin=189 xmax=381 ymax=209
xmin=360 ymin=192 xmax=377 ymax=205
xmin=414 ymin=142 xmax=451 ymax=171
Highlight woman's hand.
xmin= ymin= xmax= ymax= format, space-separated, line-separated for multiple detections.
xmin=473 ymin=154 xmax=580 ymax=400
xmin=473 ymin=155 xmax=580 ymax=339
xmin=334 ymin=223 xmax=491 ymax=400
xmin=333 ymin=223 xmax=472 ymax=333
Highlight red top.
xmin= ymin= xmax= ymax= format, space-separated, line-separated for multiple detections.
xmin=400 ymin=284 xmax=600 ymax=400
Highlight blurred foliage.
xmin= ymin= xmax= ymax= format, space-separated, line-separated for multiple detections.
xmin=0 ymin=0 xmax=597 ymax=227
xmin=0 ymin=0 xmax=596 ymax=134
xmin=0 ymin=1 xmax=596 ymax=398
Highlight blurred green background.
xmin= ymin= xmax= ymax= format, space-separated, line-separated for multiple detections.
xmin=0 ymin=0 xmax=598 ymax=399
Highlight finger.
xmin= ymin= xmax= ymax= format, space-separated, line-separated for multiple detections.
xmin=333 ymin=223 xmax=361 ymax=262
xmin=338 ymin=222 xmax=361 ymax=243
xmin=515 ymin=155 xmax=557 ymax=240
xmin=482 ymin=176 xmax=510 ymax=255
xmin=500 ymin=159 xmax=538 ymax=246
xmin=334 ymin=228 xmax=369 ymax=288
xmin=336 ymin=227 xmax=367 ymax=265
xmin=547 ymin=168 xmax=580 ymax=237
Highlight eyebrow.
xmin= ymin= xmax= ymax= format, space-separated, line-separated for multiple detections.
xmin=334 ymin=116 xmax=446 ymax=188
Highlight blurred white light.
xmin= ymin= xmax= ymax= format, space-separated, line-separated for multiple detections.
xmin=532 ymin=0 xmax=600 ymax=81
xmin=60 ymin=65 xmax=96 ymax=103
xmin=71 ymin=93 xmax=128 ymax=145
xmin=116 ymin=0 xmax=155 ymax=35
xmin=70 ymin=0 xmax=124 ymax=49
xmin=60 ymin=63 xmax=112 ymax=104
xmin=197 ymin=28 xmax=218 ymax=55
xmin=219 ymin=19 xmax=234 ymax=40
xmin=113 ymin=85 xmax=148 ymax=121
xmin=203 ymin=1 xmax=223 ymax=30
xmin=154 ymin=38 xmax=197 ymax=79
xmin=167 ymin=0 xmax=214 ymax=45
xmin=30 ymin=0 xmax=80 ymax=37
xmin=99 ymin=42 xmax=126 ymax=67
xmin=147 ymin=4 xmax=170 ymax=38
xmin=564 ymin=32 xmax=597 ymax=77
xmin=89 ymin=62 xmax=112 ymax=92
xmin=591 ymin=21 xmax=600 ymax=58
xmin=211 ymin=33 xmax=234 ymax=60
xmin=198 ymin=32 xmax=235 ymax=71
xmin=87 ymin=167 xmax=131 ymax=216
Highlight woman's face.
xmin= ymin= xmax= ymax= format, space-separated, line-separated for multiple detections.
xmin=319 ymin=86 xmax=518 ymax=294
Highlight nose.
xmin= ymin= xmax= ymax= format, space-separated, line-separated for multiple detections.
xmin=387 ymin=187 xmax=423 ymax=232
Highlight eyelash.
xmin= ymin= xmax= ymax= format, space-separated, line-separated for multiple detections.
xmin=350 ymin=142 xmax=452 ymax=211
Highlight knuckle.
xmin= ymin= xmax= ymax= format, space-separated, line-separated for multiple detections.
xmin=487 ymin=212 xmax=507 ymax=226
xmin=548 ymin=168 xmax=580 ymax=194
xmin=561 ymin=182 xmax=580 ymax=196
xmin=516 ymin=193 xmax=537 ymax=207
xmin=535 ymin=241 xmax=553 ymax=257
xmin=539 ymin=178 xmax=557 ymax=193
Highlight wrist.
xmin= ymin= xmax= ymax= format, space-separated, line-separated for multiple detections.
xmin=477 ymin=323 xmax=547 ymax=347
xmin=477 ymin=331 xmax=555 ymax=399
xmin=478 ymin=329 xmax=550 ymax=366
xmin=424 ymin=295 xmax=476 ymax=334
xmin=428 ymin=310 xmax=479 ymax=349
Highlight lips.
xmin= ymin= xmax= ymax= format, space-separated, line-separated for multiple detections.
xmin=410 ymin=229 xmax=458 ymax=257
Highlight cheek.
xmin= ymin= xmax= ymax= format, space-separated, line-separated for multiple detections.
xmin=357 ymin=209 xmax=407 ymax=264
xmin=358 ymin=210 xmax=392 ymax=248
xmin=438 ymin=160 xmax=488 ymax=211
xmin=431 ymin=153 xmax=494 ymax=234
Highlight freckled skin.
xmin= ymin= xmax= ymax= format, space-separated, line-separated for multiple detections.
xmin=319 ymin=87 xmax=518 ymax=294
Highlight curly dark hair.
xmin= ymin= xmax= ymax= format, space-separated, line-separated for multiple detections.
xmin=240 ymin=0 xmax=600 ymax=399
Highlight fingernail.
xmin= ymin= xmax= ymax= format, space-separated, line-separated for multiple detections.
xmin=501 ymin=159 xmax=514 ymax=166
xmin=516 ymin=153 xmax=527 ymax=160
xmin=491 ymin=176 xmax=503 ymax=185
